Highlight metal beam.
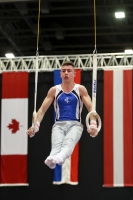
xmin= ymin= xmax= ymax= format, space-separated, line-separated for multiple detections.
xmin=1 ymin=12 xmax=133 ymax=21
xmin=0 ymin=31 xmax=132 ymax=39
xmin=0 ymin=53 xmax=133 ymax=72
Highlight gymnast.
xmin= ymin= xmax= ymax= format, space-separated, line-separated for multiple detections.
xmin=26 ymin=60 xmax=99 ymax=169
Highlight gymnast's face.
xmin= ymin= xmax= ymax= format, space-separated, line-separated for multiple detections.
xmin=60 ymin=65 xmax=75 ymax=82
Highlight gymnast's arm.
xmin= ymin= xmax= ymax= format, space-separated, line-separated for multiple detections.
xmin=36 ymin=86 xmax=55 ymax=123
xmin=79 ymin=84 xmax=96 ymax=122
xmin=79 ymin=85 xmax=98 ymax=136
xmin=26 ymin=86 xmax=55 ymax=137
xmin=79 ymin=85 xmax=93 ymax=112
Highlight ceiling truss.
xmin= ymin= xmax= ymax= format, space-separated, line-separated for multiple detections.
xmin=0 ymin=53 xmax=133 ymax=72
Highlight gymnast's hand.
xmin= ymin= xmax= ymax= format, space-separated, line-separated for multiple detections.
xmin=26 ymin=121 xmax=40 ymax=137
xmin=87 ymin=120 xmax=98 ymax=137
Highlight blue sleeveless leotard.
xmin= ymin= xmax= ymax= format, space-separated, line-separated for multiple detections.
xmin=54 ymin=84 xmax=83 ymax=122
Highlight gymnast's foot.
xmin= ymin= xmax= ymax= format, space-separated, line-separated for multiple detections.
xmin=44 ymin=153 xmax=65 ymax=169
xmin=53 ymin=154 xmax=64 ymax=165
xmin=44 ymin=156 xmax=56 ymax=169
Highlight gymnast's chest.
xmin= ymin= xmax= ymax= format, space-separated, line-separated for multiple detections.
xmin=57 ymin=92 xmax=78 ymax=107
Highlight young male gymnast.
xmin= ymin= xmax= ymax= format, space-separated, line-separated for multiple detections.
xmin=26 ymin=61 xmax=99 ymax=169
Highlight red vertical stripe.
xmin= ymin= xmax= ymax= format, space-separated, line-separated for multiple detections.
xmin=71 ymin=144 xmax=79 ymax=182
xmin=104 ymin=71 xmax=113 ymax=186
xmin=2 ymin=72 xmax=28 ymax=98
xmin=71 ymin=69 xmax=81 ymax=182
xmin=123 ymin=70 xmax=133 ymax=186
xmin=1 ymin=155 xmax=27 ymax=184
xmin=74 ymin=69 xmax=81 ymax=83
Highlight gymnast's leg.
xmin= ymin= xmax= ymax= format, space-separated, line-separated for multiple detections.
xmin=56 ymin=121 xmax=83 ymax=162
xmin=44 ymin=121 xmax=83 ymax=169
xmin=44 ymin=121 xmax=66 ymax=168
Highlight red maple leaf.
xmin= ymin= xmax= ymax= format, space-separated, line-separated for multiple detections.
xmin=7 ymin=119 xmax=19 ymax=134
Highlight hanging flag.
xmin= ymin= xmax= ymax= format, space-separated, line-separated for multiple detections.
xmin=0 ymin=72 xmax=28 ymax=186
xmin=53 ymin=69 xmax=81 ymax=185
xmin=103 ymin=69 xmax=133 ymax=187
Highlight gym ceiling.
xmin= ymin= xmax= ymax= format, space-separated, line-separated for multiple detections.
xmin=0 ymin=0 xmax=132 ymax=57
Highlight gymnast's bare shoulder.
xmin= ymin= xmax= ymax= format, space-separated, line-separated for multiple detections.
xmin=78 ymin=84 xmax=89 ymax=95
xmin=47 ymin=86 xmax=56 ymax=98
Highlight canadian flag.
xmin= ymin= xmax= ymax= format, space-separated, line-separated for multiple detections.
xmin=103 ymin=69 xmax=133 ymax=187
xmin=0 ymin=72 xmax=28 ymax=186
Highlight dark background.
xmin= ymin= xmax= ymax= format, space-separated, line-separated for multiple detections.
xmin=0 ymin=71 xmax=133 ymax=200
xmin=0 ymin=0 xmax=133 ymax=57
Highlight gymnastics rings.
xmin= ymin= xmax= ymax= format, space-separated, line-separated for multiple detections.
xmin=86 ymin=110 xmax=102 ymax=133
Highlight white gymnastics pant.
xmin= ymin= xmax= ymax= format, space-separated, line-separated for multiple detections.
xmin=50 ymin=121 xmax=83 ymax=160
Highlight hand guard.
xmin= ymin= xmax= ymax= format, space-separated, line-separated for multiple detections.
xmin=32 ymin=121 xmax=40 ymax=132
xmin=27 ymin=121 xmax=40 ymax=138
xmin=87 ymin=120 xmax=98 ymax=138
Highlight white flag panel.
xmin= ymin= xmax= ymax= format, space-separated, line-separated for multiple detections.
xmin=1 ymin=98 xmax=28 ymax=155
